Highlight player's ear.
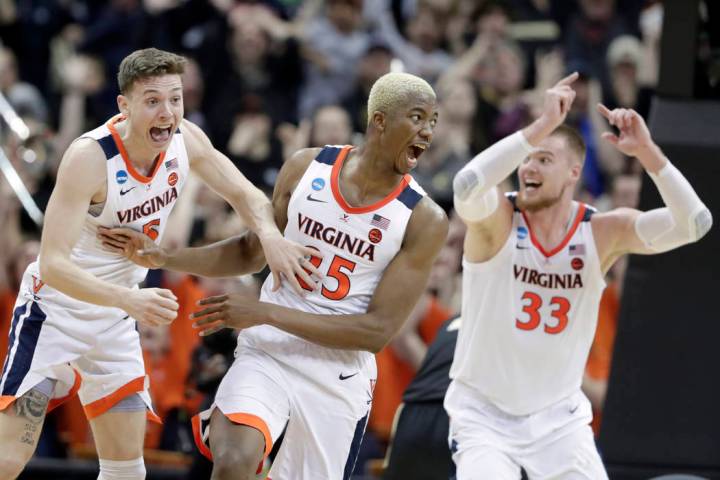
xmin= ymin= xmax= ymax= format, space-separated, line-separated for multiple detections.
xmin=569 ymin=158 xmax=582 ymax=181
xmin=371 ymin=111 xmax=386 ymax=132
xmin=117 ymin=94 xmax=129 ymax=116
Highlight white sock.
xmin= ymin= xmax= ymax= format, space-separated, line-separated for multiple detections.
xmin=97 ymin=457 xmax=146 ymax=480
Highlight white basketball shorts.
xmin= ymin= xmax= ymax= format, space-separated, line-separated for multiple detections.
xmin=0 ymin=266 xmax=158 ymax=422
xmin=445 ymin=380 xmax=608 ymax=480
xmin=192 ymin=335 xmax=376 ymax=479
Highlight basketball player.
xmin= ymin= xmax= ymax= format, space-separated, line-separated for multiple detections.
xmin=100 ymin=72 xmax=449 ymax=479
xmin=446 ymin=72 xmax=712 ymax=479
xmin=0 ymin=48 xmax=317 ymax=480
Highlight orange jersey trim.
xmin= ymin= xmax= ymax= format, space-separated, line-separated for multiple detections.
xmin=522 ymin=203 xmax=587 ymax=258
xmin=191 ymin=411 xmax=271 ymax=473
xmin=106 ymin=115 xmax=166 ymax=184
xmin=47 ymin=369 xmax=82 ymax=413
xmin=83 ymin=375 xmax=161 ymax=423
xmin=0 ymin=395 xmax=16 ymax=411
xmin=330 ymin=146 xmax=412 ymax=214
xmin=192 ymin=414 xmax=213 ymax=461
xmin=226 ymin=412 xmax=273 ymax=460
xmin=0 ymin=370 xmax=83 ymax=413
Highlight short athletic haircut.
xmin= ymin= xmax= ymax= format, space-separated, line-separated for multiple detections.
xmin=367 ymin=73 xmax=436 ymax=125
xmin=551 ymin=124 xmax=586 ymax=165
xmin=117 ymin=48 xmax=187 ymax=94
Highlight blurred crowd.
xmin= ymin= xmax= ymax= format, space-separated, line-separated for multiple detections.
xmin=0 ymin=0 xmax=666 ymax=476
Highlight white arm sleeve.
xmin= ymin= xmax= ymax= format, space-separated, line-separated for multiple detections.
xmin=453 ymin=131 xmax=533 ymax=222
xmin=635 ymin=162 xmax=712 ymax=252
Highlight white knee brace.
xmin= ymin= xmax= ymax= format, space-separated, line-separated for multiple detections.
xmin=97 ymin=457 xmax=146 ymax=480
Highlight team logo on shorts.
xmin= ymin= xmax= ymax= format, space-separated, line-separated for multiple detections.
xmin=571 ymin=257 xmax=584 ymax=270
xmin=368 ymin=228 xmax=382 ymax=244
xmin=116 ymin=170 xmax=128 ymax=185
xmin=517 ymin=226 xmax=528 ymax=240
xmin=168 ymin=172 xmax=178 ymax=186
xmin=311 ymin=178 xmax=325 ymax=191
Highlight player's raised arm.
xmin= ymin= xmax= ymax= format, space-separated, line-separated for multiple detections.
xmin=591 ymin=105 xmax=712 ymax=267
xmin=181 ymin=119 xmax=321 ymax=295
xmin=39 ymin=139 xmax=178 ymax=326
xmin=454 ymin=72 xmax=579 ymax=261
xmin=191 ymin=198 xmax=449 ymax=352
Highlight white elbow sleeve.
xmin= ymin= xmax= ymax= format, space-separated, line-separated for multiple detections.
xmin=454 ymin=185 xmax=499 ymax=222
xmin=452 ymin=131 xmax=532 ymax=222
xmin=648 ymin=162 xmax=712 ymax=242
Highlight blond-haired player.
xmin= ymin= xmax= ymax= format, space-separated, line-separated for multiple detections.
xmin=0 ymin=48 xmax=317 ymax=480
xmin=101 ymin=72 xmax=449 ymax=479
xmin=446 ymin=72 xmax=711 ymax=478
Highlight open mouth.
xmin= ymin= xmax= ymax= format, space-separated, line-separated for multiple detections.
xmin=406 ymin=143 xmax=427 ymax=169
xmin=524 ymin=180 xmax=542 ymax=192
xmin=149 ymin=125 xmax=173 ymax=144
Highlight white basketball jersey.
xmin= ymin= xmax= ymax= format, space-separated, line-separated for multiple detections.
xmin=450 ymin=193 xmax=605 ymax=416
xmin=242 ymin=146 xmax=426 ymax=363
xmin=32 ymin=115 xmax=189 ymax=292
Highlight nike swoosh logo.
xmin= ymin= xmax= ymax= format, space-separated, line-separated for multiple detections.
xmin=516 ymin=245 xmax=529 ymax=250
xmin=306 ymin=194 xmax=327 ymax=203
xmin=120 ymin=186 xmax=136 ymax=196
xmin=339 ymin=372 xmax=359 ymax=381
xmin=569 ymin=405 xmax=579 ymax=414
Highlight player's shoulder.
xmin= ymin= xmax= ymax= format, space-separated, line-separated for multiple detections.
xmin=281 ymin=147 xmax=324 ymax=179
xmin=62 ymin=137 xmax=106 ymax=171
xmin=178 ymin=119 xmax=211 ymax=155
xmin=407 ymin=196 xmax=449 ymax=243
xmin=55 ymin=137 xmax=107 ymax=190
xmin=591 ymin=207 xmax=638 ymax=230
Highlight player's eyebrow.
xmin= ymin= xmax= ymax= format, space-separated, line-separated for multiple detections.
xmin=142 ymin=87 xmax=183 ymax=95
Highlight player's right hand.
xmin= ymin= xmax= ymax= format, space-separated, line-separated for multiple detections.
xmin=98 ymin=226 xmax=167 ymax=269
xmin=121 ymin=288 xmax=179 ymax=327
xmin=538 ymin=72 xmax=578 ymax=130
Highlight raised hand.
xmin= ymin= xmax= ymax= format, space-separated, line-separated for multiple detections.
xmin=596 ymin=104 xmax=653 ymax=158
xmin=539 ymin=72 xmax=579 ymax=129
xmin=97 ymin=226 xmax=167 ymax=269
xmin=120 ymin=288 xmax=179 ymax=327
xmin=259 ymin=232 xmax=323 ymax=295
xmin=524 ymin=72 xmax=579 ymax=145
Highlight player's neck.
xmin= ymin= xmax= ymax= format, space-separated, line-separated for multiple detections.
xmin=114 ymin=120 xmax=163 ymax=174
xmin=524 ymin=199 xmax=576 ymax=247
xmin=344 ymin=145 xmax=405 ymax=196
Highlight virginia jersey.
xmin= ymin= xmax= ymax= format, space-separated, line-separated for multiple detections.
xmin=242 ymin=146 xmax=426 ymax=363
xmin=450 ymin=193 xmax=605 ymax=416
xmin=33 ymin=115 xmax=189 ymax=294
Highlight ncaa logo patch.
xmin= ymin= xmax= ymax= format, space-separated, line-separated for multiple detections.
xmin=368 ymin=228 xmax=382 ymax=244
xmin=168 ymin=172 xmax=178 ymax=186
xmin=116 ymin=170 xmax=128 ymax=185
xmin=311 ymin=178 xmax=325 ymax=191
xmin=517 ymin=226 xmax=528 ymax=240
xmin=571 ymin=257 xmax=584 ymax=270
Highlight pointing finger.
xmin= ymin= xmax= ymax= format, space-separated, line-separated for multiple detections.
xmin=555 ymin=71 xmax=579 ymax=87
xmin=596 ymin=103 xmax=612 ymax=120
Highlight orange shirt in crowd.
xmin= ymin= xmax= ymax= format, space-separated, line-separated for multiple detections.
xmin=0 ymin=289 xmax=17 ymax=361
xmin=586 ymin=281 xmax=620 ymax=435
xmin=144 ymin=274 xmax=206 ymax=448
xmin=370 ymin=296 xmax=452 ymax=440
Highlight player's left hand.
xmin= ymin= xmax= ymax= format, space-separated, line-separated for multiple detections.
xmin=97 ymin=226 xmax=167 ymax=269
xmin=597 ymin=104 xmax=653 ymax=157
xmin=259 ymin=232 xmax=323 ymax=295
xmin=190 ymin=291 xmax=263 ymax=336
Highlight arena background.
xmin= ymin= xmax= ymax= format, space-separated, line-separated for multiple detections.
xmin=0 ymin=0 xmax=718 ymax=478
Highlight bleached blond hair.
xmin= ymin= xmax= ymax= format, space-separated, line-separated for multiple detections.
xmin=367 ymin=73 xmax=436 ymax=126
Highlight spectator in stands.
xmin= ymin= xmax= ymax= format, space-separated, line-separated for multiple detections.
xmin=299 ymin=0 xmax=369 ymax=118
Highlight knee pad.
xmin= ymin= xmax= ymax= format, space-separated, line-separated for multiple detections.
xmin=97 ymin=457 xmax=146 ymax=480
